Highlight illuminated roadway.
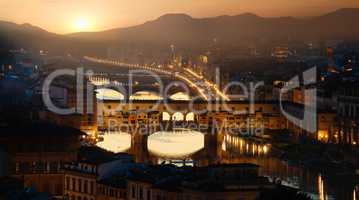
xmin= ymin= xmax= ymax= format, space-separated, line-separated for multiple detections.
xmin=84 ymin=56 xmax=230 ymax=101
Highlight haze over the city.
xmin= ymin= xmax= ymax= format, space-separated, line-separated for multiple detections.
xmin=1 ymin=0 xmax=359 ymax=33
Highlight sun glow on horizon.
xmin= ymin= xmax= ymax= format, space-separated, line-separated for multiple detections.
xmin=72 ymin=17 xmax=93 ymax=32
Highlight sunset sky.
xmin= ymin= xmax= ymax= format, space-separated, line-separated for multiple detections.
xmin=0 ymin=0 xmax=358 ymax=34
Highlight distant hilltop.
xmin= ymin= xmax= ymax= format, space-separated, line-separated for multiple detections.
xmin=67 ymin=8 xmax=359 ymax=43
xmin=1 ymin=8 xmax=359 ymax=54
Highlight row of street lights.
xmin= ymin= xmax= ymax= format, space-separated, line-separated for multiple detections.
xmin=84 ymin=56 xmax=230 ymax=101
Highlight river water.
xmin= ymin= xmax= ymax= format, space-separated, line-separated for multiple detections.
xmin=97 ymin=131 xmax=358 ymax=200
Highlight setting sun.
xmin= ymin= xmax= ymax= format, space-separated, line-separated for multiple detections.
xmin=73 ymin=17 xmax=92 ymax=32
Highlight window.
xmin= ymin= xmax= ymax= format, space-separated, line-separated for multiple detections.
xmin=55 ymin=183 xmax=63 ymax=195
xmin=132 ymin=185 xmax=136 ymax=198
xmin=139 ymin=187 xmax=143 ymax=199
xmin=43 ymin=183 xmax=50 ymax=193
xmin=90 ymin=181 xmax=94 ymax=194
xmin=110 ymin=189 xmax=114 ymax=197
xmin=49 ymin=162 xmax=58 ymax=172
xmin=66 ymin=177 xmax=70 ymax=190
xmin=11 ymin=162 xmax=18 ymax=174
xmin=33 ymin=162 xmax=45 ymax=173
xmin=72 ymin=178 xmax=76 ymax=191
xmin=147 ymin=190 xmax=151 ymax=200
xmin=84 ymin=180 xmax=88 ymax=193
xmin=78 ymin=179 xmax=82 ymax=192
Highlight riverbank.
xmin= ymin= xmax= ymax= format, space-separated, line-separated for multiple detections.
xmin=266 ymin=134 xmax=359 ymax=176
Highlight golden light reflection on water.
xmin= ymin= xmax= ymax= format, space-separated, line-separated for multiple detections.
xmin=96 ymin=132 xmax=132 ymax=153
xmin=354 ymin=185 xmax=358 ymax=200
xmin=222 ymin=134 xmax=269 ymax=156
xmin=148 ymin=130 xmax=204 ymax=158
xmin=95 ymin=131 xmax=352 ymax=199
xmin=354 ymin=189 xmax=356 ymax=200
xmin=318 ymin=174 xmax=327 ymax=200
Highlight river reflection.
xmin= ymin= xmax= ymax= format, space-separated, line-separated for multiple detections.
xmin=97 ymin=132 xmax=131 ymax=152
xmin=147 ymin=130 xmax=204 ymax=158
xmin=97 ymin=131 xmax=357 ymax=200
xmin=222 ymin=134 xmax=269 ymax=156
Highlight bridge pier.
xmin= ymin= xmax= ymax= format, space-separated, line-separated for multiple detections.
xmin=130 ymin=124 xmax=150 ymax=163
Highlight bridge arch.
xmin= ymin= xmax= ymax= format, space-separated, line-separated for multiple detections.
xmin=162 ymin=112 xmax=171 ymax=121
xmin=95 ymin=88 xmax=125 ymax=100
xmin=169 ymin=92 xmax=191 ymax=101
xmin=172 ymin=112 xmax=184 ymax=121
xmin=129 ymin=91 xmax=163 ymax=100
xmin=185 ymin=112 xmax=195 ymax=121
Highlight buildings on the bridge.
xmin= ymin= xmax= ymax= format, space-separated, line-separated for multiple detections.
xmin=97 ymin=98 xmax=341 ymax=145
xmin=98 ymin=100 xmax=326 ymax=136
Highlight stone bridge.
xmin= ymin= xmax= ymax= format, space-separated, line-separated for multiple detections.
xmin=90 ymin=75 xmax=199 ymax=100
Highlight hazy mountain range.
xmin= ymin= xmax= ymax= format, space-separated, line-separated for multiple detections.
xmin=0 ymin=8 xmax=359 ymax=55
xmin=68 ymin=8 xmax=359 ymax=44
